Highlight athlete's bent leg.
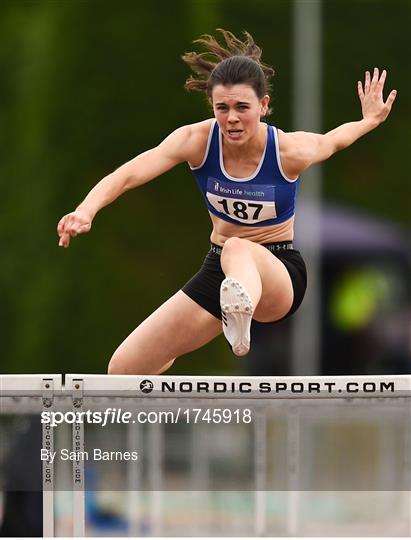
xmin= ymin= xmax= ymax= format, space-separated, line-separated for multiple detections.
xmin=220 ymin=237 xmax=294 ymax=322
xmin=220 ymin=237 xmax=263 ymax=308
xmin=107 ymin=291 xmax=222 ymax=375
xmin=219 ymin=237 xmax=294 ymax=355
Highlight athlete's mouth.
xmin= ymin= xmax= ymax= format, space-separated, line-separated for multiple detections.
xmin=227 ymin=129 xmax=243 ymax=136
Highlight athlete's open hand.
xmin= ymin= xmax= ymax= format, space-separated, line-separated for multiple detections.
xmin=358 ymin=68 xmax=397 ymax=125
xmin=57 ymin=208 xmax=93 ymax=248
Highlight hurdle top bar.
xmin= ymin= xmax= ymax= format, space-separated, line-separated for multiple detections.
xmin=1 ymin=374 xmax=409 ymax=399
xmin=0 ymin=375 xmax=62 ymax=396
xmin=64 ymin=374 xmax=411 ymax=399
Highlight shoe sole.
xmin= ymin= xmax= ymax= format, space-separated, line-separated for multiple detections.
xmin=220 ymin=278 xmax=253 ymax=356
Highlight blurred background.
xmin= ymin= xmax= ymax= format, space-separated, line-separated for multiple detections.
xmin=0 ymin=0 xmax=410 ymax=377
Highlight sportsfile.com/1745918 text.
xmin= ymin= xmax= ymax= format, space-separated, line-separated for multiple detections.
xmin=41 ymin=408 xmax=253 ymax=427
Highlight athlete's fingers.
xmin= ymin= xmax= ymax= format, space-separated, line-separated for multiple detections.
xmin=68 ymin=221 xmax=77 ymax=233
xmin=57 ymin=216 xmax=68 ymax=235
xmin=77 ymin=222 xmax=91 ymax=233
xmin=59 ymin=233 xmax=70 ymax=248
xmin=371 ymin=67 xmax=379 ymax=85
xmin=68 ymin=223 xmax=87 ymax=236
xmin=377 ymin=69 xmax=387 ymax=92
xmin=62 ymin=215 xmax=72 ymax=235
xmin=385 ymin=89 xmax=397 ymax=110
xmin=357 ymin=81 xmax=364 ymax=100
xmin=364 ymin=70 xmax=371 ymax=93
xmin=84 ymin=223 xmax=91 ymax=233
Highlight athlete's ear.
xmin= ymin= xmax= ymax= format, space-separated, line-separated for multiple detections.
xmin=260 ymin=95 xmax=270 ymax=117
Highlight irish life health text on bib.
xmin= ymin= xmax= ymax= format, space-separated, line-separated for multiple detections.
xmin=206 ymin=178 xmax=276 ymax=225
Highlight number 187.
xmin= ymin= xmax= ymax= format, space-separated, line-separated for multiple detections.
xmin=217 ymin=198 xmax=263 ymax=220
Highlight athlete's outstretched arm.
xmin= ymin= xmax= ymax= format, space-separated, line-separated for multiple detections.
xmin=281 ymin=68 xmax=397 ymax=176
xmin=57 ymin=126 xmax=194 ymax=248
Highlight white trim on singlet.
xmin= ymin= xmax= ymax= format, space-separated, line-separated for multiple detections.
xmin=218 ymin=124 xmax=268 ymax=183
xmin=272 ymin=126 xmax=299 ymax=183
xmin=189 ymin=119 xmax=217 ymax=170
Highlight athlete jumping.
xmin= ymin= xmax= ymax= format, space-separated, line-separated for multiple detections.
xmin=57 ymin=29 xmax=397 ymax=375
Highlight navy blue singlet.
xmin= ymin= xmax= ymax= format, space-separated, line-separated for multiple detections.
xmin=190 ymin=119 xmax=300 ymax=227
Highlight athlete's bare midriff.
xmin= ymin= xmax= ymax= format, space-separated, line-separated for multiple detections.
xmin=209 ymin=213 xmax=294 ymax=245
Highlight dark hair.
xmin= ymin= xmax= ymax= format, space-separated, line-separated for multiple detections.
xmin=182 ymin=29 xmax=274 ymax=106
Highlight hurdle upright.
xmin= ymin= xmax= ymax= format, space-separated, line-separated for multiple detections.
xmin=0 ymin=374 xmax=62 ymax=538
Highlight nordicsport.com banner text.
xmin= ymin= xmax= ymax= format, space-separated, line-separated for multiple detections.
xmin=155 ymin=379 xmax=396 ymax=395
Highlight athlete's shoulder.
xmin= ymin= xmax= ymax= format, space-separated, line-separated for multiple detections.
xmin=169 ymin=119 xmax=213 ymax=145
xmin=277 ymin=128 xmax=316 ymax=149
xmin=276 ymin=128 xmax=316 ymax=178
xmin=187 ymin=118 xmax=215 ymax=138
xmin=184 ymin=119 xmax=216 ymax=168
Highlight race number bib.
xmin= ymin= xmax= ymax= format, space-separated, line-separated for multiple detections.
xmin=206 ymin=178 xmax=276 ymax=225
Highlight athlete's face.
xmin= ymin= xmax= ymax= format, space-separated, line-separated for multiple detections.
xmin=211 ymin=84 xmax=269 ymax=145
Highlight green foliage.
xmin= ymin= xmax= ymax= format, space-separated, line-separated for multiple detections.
xmin=322 ymin=0 xmax=411 ymax=223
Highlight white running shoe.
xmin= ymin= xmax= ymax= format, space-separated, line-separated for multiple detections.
xmin=220 ymin=277 xmax=253 ymax=356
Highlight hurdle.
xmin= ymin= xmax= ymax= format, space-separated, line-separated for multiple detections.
xmin=1 ymin=373 xmax=410 ymax=537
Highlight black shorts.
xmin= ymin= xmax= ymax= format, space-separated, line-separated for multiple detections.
xmin=182 ymin=242 xmax=307 ymax=323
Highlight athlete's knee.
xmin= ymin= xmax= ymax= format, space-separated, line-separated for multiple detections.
xmin=221 ymin=236 xmax=249 ymax=259
xmin=107 ymin=347 xmax=140 ymax=375
xmin=107 ymin=351 xmax=175 ymax=376
xmin=155 ymin=359 xmax=175 ymax=375
xmin=107 ymin=353 xmax=128 ymax=375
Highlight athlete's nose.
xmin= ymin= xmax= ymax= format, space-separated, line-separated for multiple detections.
xmin=227 ymin=109 xmax=239 ymax=124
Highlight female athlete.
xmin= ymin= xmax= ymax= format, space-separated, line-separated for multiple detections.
xmin=57 ymin=29 xmax=397 ymax=375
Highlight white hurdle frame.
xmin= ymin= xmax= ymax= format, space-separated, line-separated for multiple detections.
xmin=0 ymin=374 xmax=62 ymax=537
xmin=1 ymin=373 xmax=410 ymax=537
